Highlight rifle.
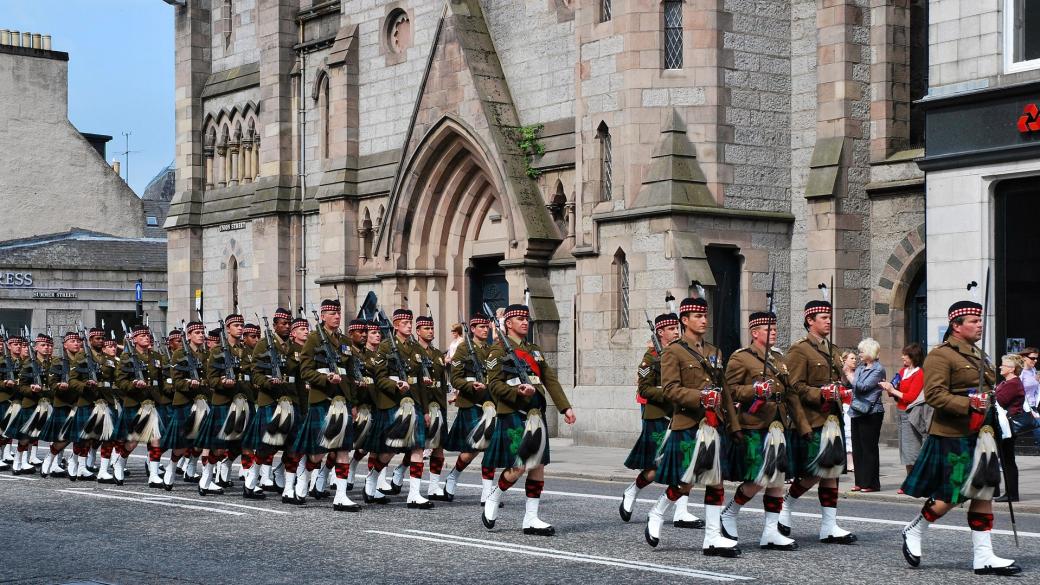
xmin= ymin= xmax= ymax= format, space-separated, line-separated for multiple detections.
xmin=256 ymin=313 xmax=285 ymax=381
xmin=120 ymin=321 xmax=147 ymax=383
xmin=483 ymin=301 xmax=532 ymax=387
xmin=310 ymin=309 xmax=346 ymax=377
xmin=0 ymin=325 xmax=17 ymax=382
xmin=760 ymin=272 xmax=777 ymax=381
xmin=77 ymin=321 xmax=99 ymax=384
xmin=417 ymin=303 xmax=434 ymax=382
xmin=644 ymin=310 xmax=664 ymax=356
xmin=216 ymin=322 xmax=239 ymax=382
xmin=460 ymin=313 xmax=487 ymax=384
xmin=378 ymin=308 xmax=411 ymax=383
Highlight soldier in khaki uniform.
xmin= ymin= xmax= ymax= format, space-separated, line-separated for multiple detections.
xmin=480 ymin=304 xmax=575 ymax=536
xmin=113 ymin=325 xmax=168 ymax=487
xmin=440 ymin=313 xmax=494 ymax=503
xmin=778 ymin=299 xmax=856 ymax=544
xmin=619 ymin=313 xmax=687 ymax=524
xmin=900 ymin=300 xmax=1020 ymax=575
xmin=38 ymin=331 xmax=83 ymax=479
xmin=10 ymin=334 xmax=57 ymax=475
xmin=719 ymin=311 xmax=800 ymax=551
xmin=166 ymin=321 xmax=210 ymax=489
xmin=245 ymin=309 xmax=298 ymax=494
xmin=343 ymin=318 xmax=373 ymax=491
xmin=413 ymin=315 xmax=451 ymax=500
xmin=645 ymin=297 xmax=741 ymax=557
xmin=0 ymin=335 xmax=25 ymax=470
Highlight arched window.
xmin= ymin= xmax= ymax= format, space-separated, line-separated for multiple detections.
xmin=613 ymin=249 xmax=629 ymax=330
xmin=600 ymin=0 xmax=611 ymax=23
xmin=222 ymin=0 xmax=233 ymax=50
xmin=597 ymin=122 xmax=612 ymax=201
xmin=664 ymin=0 xmax=683 ymax=69
xmin=315 ymin=72 xmax=331 ymax=159
xmin=228 ymin=255 xmax=239 ymax=312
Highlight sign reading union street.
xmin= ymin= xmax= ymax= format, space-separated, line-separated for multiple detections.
xmin=0 ymin=272 xmax=33 ymax=287
xmin=219 ymin=222 xmax=247 ymax=232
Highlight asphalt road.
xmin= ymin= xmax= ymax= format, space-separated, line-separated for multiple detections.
xmin=1 ymin=455 xmax=1036 ymax=585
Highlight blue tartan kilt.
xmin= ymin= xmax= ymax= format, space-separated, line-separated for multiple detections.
xmin=725 ymin=428 xmax=772 ymax=482
xmin=194 ymin=403 xmax=231 ymax=450
xmin=0 ymin=401 xmax=9 ymax=425
xmin=159 ymin=404 xmax=192 ymax=451
xmin=445 ymin=405 xmax=484 ymax=453
xmin=786 ymin=425 xmax=847 ymax=479
xmin=243 ymin=403 xmax=300 ymax=452
xmin=292 ymin=401 xmax=354 ymax=455
xmin=4 ymin=405 xmax=33 ymax=441
xmin=359 ymin=407 xmax=392 ymax=453
xmin=624 ymin=417 xmax=670 ymax=470
xmin=654 ymin=427 xmax=697 ymax=487
xmin=113 ymin=405 xmax=141 ymax=442
xmin=480 ymin=411 xmax=551 ymax=469
xmin=381 ymin=403 xmax=427 ymax=454
xmin=40 ymin=405 xmax=74 ymax=443
xmin=901 ymin=434 xmax=993 ymax=505
xmin=65 ymin=406 xmax=102 ymax=443
xmin=428 ymin=405 xmax=448 ymax=449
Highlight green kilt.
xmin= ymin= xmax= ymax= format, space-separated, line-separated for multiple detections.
xmin=445 ymin=405 xmax=484 ymax=453
xmin=901 ymin=434 xmax=994 ymax=505
xmin=159 ymin=404 xmax=192 ymax=451
xmin=726 ymin=428 xmax=771 ymax=482
xmin=381 ymin=403 xmax=426 ymax=454
xmin=359 ymin=407 xmax=392 ymax=453
xmin=480 ymin=411 xmax=550 ymax=469
xmin=194 ymin=403 xmax=232 ymax=450
xmin=292 ymin=401 xmax=354 ymax=455
xmin=786 ymin=426 xmax=847 ymax=480
xmin=624 ymin=417 xmax=669 ymax=470
xmin=654 ymin=427 xmax=697 ymax=487
xmin=40 ymin=405 xmax=74 ymax=443
xmin=66 ymin=406 xmax=102 ymax=443
xmin=114 ymin=405 xmax=141 ymax=442
xmin=243 ymin=403 xmax=300 ymax=452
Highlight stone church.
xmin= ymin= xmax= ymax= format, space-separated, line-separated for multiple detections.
xmin=166 ymin=0 xmax=929 ymax=446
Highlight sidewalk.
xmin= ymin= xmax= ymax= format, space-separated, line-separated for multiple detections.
xmin=532 ymin=439 xmax=1040 ymax=514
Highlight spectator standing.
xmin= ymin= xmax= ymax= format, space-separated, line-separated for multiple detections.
xmin=1018 ymin=348 xmax=1040 ymax=447
xmin=879 ymin=343 xmax=926 ymax=487
xmin=995 ymin=354 xmax=1026 ymax=503
xmin=849 ymin=338 xmax=886 ymax=492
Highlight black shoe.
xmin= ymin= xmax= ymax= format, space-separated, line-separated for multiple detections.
xmin=975 ymin=563 xmax=1022 ymax=576
xmin=901 ymin=532 xmax=920 ymax=568
xmin=644 ymin=523 xmax=659 ymax=548
xmin=778 ymin=523 xmax=791 ymax=537
xmin=703 ymin=546 xmax=742 ymax=558
xmin=198 ymin=487 xmax=223 ymax=496
xmin=674 ymin=519 xmax=705 ymax=529
xmin=407 ymin=500 xmax=435 ymax=510
xmin=40 ymin=472 xmax=49 ymax=479
xmin=217 ymin=479 xmax=233 ymax=489
xmin=281 ymin=495 xmax=304 ymax=505
xmin=761 ymin=541 xmax=798 ymax=551
xmin=345 ymin=482 xmax=354 ymax=491
xmin=363 ymin=492 xmax=389 ymax=505
xmin=382 ymin=481 xmax=403 ymax=495
xmin=67 ymin=474 xmax=77 ymax=482
xmin=243 ymin=488 xmax=266 ymax=500
xmin=148 ymin=481 xmax=165 ymax=489
xmin=481 ymin=510 xmax=496 ymax=529
xmin=334 ymin=502 xmax=362 ymax=512
xmin=260 ymin=483 xmax=280 ymax=493
xmin=97 ymin=476 xmax=116 ymax=484
xmin=428 ymin=493 xmax=452 ymax=502
xmin=523 ymin=525 xmax=556 ymax=536
xmin=619 ymin=501 xmax=633 ymax=522
xmin=163 ymin=482 xmax=173 ymax=492
xmin=820 ymin=534 xmax=857 ymax=545
xmin=721 ymin=526 xmax=737 ymax=541
xmin=479 ymin=500 xmax=505 ymax=509
xmin=309 ymin=488 xmax=331 ymax=500
xmin=114 ymin=479 xmax=124 ymax=486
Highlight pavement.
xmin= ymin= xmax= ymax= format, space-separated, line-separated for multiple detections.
xmin=0 ymin=441 xmax=1037 ymax=585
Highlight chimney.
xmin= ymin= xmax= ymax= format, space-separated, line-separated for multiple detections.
xmin=42 ymin=35 xmax=51 ymax=50
xmin=31 ymin=33 xmax=41 ymax=49
xmin=0 ymin=30 xmax=9 ymax=46
xmin=9 ymin=30 xmax=19 ymax=47
xmin=112 ymin=159 xmax=121 ymax=176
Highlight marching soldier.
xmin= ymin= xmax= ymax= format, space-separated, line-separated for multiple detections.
xmin=65 ymin=328 xmax=113 ymax=481
xmin=94 ymin=334 xmax=122 ymax=483
xmin=619 ymin=313 xmax=680 ymax=522
xmin=778 ymin=299 xmax=856 ymax=544
xmin=367 ymin=308 xmax=431 ymax=509
xmin=245 ymin=308 xmax=298 ymax=495
xmin=0 ymin=335 xmax=24 ymax=470
xmin=166 ymin=321 xmax=210 ymax=490
xmin=415 ymin=314 xmax=450 ymax=501
xmin=341 ymin=319 xmax=372 ymax=490
xmin=719 ymin=311 xmax=800 ymax=551
xmin=39 ymin=331 xmax=85 ymax=478
xmin=900 ymin=300 xmax=1020 ymax=575
xmin=480 ymin=304 xmax=576 ymax=536
xmin=293 ymin=299 xmax=359 ymax=511
xmin=441 ymin=313 xmax=495 ymax=504
xmin=9 ymin=334 xmax=57 ymax=475
xmin=114 ymin=325 xmax=168 ymax=488
xmin=646 ymin=296 xmax=741 ymax=556
xmin=271 ymin=316 xmax=310 ymax=495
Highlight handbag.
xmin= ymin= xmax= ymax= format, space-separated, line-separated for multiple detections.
xmin=1009 ymin=411 xmax=1039 ymax=436
xmin=905 ymin=391 xmax=933 ymax=435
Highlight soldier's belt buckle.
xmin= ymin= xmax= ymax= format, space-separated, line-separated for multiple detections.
xmin=529 ymin=375 xmax=542 ymax=384
xmin=507 ymin=377 xmax=521 ymax=386
xmin=244 ymin=375 xmax=251 ymax=382
xmin=318 ymin=368 xmax=332 ymax=375
xmin=288 ymin=376 xmax=296 ymax=383
xmin=166 ymin=378 xmax=173 ymax=385
xmin=103 ymin=382 xmax=111 ymax=388
xmin=151 ymin=380 xmax=159 ymax=387
xmin=465 ymin=377 xmax=476 ymax=382
xmin=337 ymin=368 xmax=347 ymax=375
xmin=408 ymin=377 xmax=417 ymax=384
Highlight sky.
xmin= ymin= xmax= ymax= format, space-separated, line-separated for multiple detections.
xmin=4 ymin=0 xmax=175 ymax=196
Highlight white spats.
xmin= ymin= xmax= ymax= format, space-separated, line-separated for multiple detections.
xmin=377 ymin=467 xmax=391 ymax=492
xmin=406 ymin=476 xmax=433 ymax=509
xmin=445 ymin=467 xmax=460 ymax=497
xmin=702 ymin=504 xmax=741 ymax=557
xmin=112 ymin=454 xmax=126 ymax=483
xmin=147 ymin=460 xmax=163 ymax=486
xmin=96 ymin=456 xmax=113 ymax=482
xmin=281 ymin=471 xmax=297 ymax=501
xmin=818 ymin=506 xmax=856 ymax=543
xmin=522 ymin=497 xmax=555 ymax=536
xmin=672 ymin=495 xmax=704 ymax=528
xmin=294 ymin=469 xmax=310 ymax=500
xmin=644 ymin=495 xmax=672 ymax=547
xmin=480 ymin=477 xmax=494 ymax=504
xmin=619 ymin=481 xmax=639 ymax=522
xmin=777 ymin=494 xmax=794 ymax=535
xmin=971 ymin=530 xmax=1020 ymax=575
xmin=427 ymin=470 xmax=446 ymax=498
xmin=760 ymin=512 xmax=797 ymax=551
xmin=163 ymin=458 xmax=178 ymax=487
xmin=720 ymin=499 xmax=741 ymax=541
xmin=391 ymin=464 xmax=406 ymax=489
xmin=364 ymin=468 xmax=387 ymax=504
xmin=244 ymin=464 xmax=260 ymax=491
xmin=333 ymin=476 xmax=360 ymax=512
xmin=482 ymin=486 xmax=503 ymax=528
xmin=901 ymin=514 xmax=929 ymax=567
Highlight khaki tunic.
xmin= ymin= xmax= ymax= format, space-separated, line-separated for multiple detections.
xmin=116 ymin=349 xmax=167 ymax=407
xmin=660 ymin=337 xmax=740 ymax=433
xmin=372 ymin=336 xmax=427 ymax=411
xmin=170 ymin=344 xmax=211 ymax=405
xmin=450 ymin=340 xmax=490 ymax=409
xmin=205 ymin=342 xmax=253 ymax=406
xmin=486 ymin=336 xmax=571 ymax=416
xmin=923 ymin=335 xmax=997 ymax=438
xmin=725 ymin=345 xmax=807 ymax=432
xmin=637 ymin=347 xmax=671 ymax=420
xmin=785 ymin=335 xmax=843 ymax=430
xmin=299 ymin=327 xmax=353 ymax=405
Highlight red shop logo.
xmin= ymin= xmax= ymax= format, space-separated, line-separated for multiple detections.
xmin=1018 ymin=103 xmax=1040 ymax=133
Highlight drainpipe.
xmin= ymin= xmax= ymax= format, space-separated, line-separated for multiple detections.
xmin=297 ymin=21 xmax=308 ymax=312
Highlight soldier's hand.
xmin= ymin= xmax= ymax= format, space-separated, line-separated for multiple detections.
xmin=563 ymin=408 xmax=576 ymax=425
xmin=270 ymin=377 xmax=282 ymax=385
xmin=700 ymin=388 xmax=720 ymax=409
xmin=57 ymin=382 xmax=69 ymax=390
xmin=328 ymin=373 xmax=342 ymax=385
xmin=518 ymin=383 xmax=536 ymax=396
xmin=222 ymin=378 xmax=236 ymax=388
xmin=969 ymin=392 xmax=990 ymax=412
xmin=423 ymin=377 xmax=433 ymax=387
xmin=3 ymin=380 xmax=13 ymax=388
xmin=30 ymin=384 xmax=41 ymax=392
xmin=189 ymin=379 xmax=200 ymax=388
xmin=473 ymin=382 xmax=486 ymax=391
xmin=86 ymin=380 xmax=97 ymax=387
xmin=753 ymin=380 xmax=773 ymax=399
xmin=424 ymin=413 xmax=431 ymax=426
xmin=397 ymin=380 xmax=410 ymax=393
xmin=134 ymin=380 xmax=148 ymax=389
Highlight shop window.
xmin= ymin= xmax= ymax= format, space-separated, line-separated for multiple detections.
xmin=1005 ymin=0 xmax=1040 ymax=73
xmin=0 ymin=309 xmax=32 ymax=336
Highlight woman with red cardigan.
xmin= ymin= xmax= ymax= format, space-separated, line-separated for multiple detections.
xmin=880 ymin=343 xmax=925 ymax=488
xmin=995 ymin=354 xmax=1026 ymax=503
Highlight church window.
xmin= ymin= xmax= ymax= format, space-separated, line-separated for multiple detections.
xmin=614 ymin=249 xmax=630 ymax=330
xmin=664 ymin=0 xmax=683 ymax=70
xmin=598 ymin=122 xmax=612 ymax=202
xmin=600 ymin=0 xmax=611 ymax=23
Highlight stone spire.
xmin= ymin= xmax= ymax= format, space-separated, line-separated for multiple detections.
xmin=633 ymin=109 xmax=716 ymax=209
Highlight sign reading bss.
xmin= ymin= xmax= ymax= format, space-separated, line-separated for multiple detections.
xmin=0 ymin=272 xmax=33 ymax=287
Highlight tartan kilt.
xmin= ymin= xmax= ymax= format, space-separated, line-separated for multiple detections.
xmin=40 ymin=405 xmax=74 ymax=443
xmin=113 ymin=405 xmax=141 ymax=442
xmin=624 ymin=417 xmax=670 ymax=470
xmin=242 ymin=403 xmax=301 ymax=452
xmin=901 ymin=434 xmax=994 ymax=505
xmin=786 ymin=425 xmax=847 ymax=480
xmin=193 ymin=403 xmax=231 ymax=450
xmin=159 ymin=404 xmax=192 ymax=451
xmin=428 ymin=405 xmax=448 ymax=449
xmin=480 ymin=411 xmax=550 ymax=469
xmin=381 ymin=403 xmax=427 ymax=454
xmin=5 ymin=405 xmax=33 ymax=440
xmin=359 ymin=407 xmax=393 ymax=453
xmin=66 ymin=406 xmax=103 ymax=443
xmin=0 ymin=400 xmax=9 ymax=424
xmin=726 ymin=428 xmax=770 ymax=482
xmin=445 ymin=405 xmax=483 ymax=453
xmin=292 ymin=401 xmax=354 ymax=455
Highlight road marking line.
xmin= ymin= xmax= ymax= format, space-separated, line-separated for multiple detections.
xmin=0 ymin=474 xmax=39 ymax=481
xmin=451 ymin=482 xmax=1040 ymax=539
xmin=104 ymin=488 xmax=291 ymax=515
xmin=366 ymin=529 xmax=750 ymax=582
xmin=57 ymin=489 xmax=244 ymax=516
xmin=404 ymin=529 xmax=753 ymax=580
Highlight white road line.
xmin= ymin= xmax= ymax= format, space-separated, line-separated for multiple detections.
xmin=367 ymin=529 xmax=751 ymax=582
xmin=104 ymin=488 xmax=291 ymax=515
xmin=0 ymin=474 xmax=39 ymax=481
xmin=57 ymin=489 xmax=244 ymax=516
xmin=452 ymin=482 xmax=1040 ymax=539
